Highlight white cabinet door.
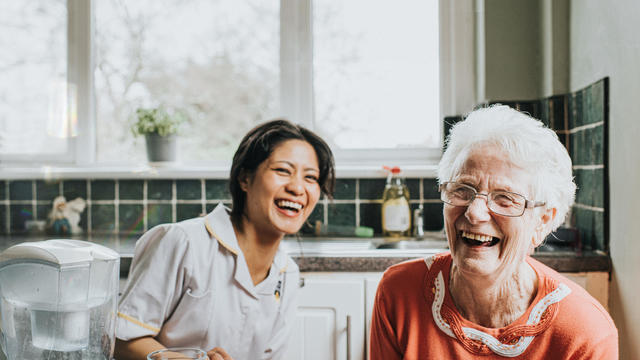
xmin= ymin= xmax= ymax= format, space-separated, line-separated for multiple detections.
xmin=364 ymin=274 xmax=383 ymax=359
xmin=285 ymin=274 xmax=366 ymax=360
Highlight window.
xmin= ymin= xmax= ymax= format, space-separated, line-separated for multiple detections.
xmin=0 ymin=0 xmax=73 ymax=162
xmin=1 ymin=0 xmax=441 ymax=167
xmin=94 ymin=0 xmax=280 ymax=163
xmin=312 ymin=0 xmax=440 ymax=151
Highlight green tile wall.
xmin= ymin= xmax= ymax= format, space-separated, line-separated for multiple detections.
xmin=0 ymin=205 xmax=4 ymax=234
xmin=176 ymin=204 xmax=203 ymax=222
xmin=119 ymin=204 xmax=144 ymax=233
xmin=91 ymin=180 xmax=115 ymax=200
xmin=92 ymin=205 xmax=115 ymax=232
xmin=147 ymin=204 xmax=172 ymax=228
xmin=1 ymin=177 xmax=446 ymax=236
xmin=333 ymin=179 xmax=356 ymax=200
xmin=63 ymin=180 xmax=87 ymax=200
xmin=359 ymin=203 xmax=382 ymax=234
xmin=485 ymin=77 xmax=609 ymax=252
xmin=328 ymin=203 xmax=355 ymax=227
xmin=176 ymin=180 xmax=201 ymax=200
xmin=10 ymin=205 xmax=32 ymax=231
xmin=359 ymin=179 xmax=387 ymax=200
xmin=148 ymin=180 xmax=173 ymax=200
xmin=9 ymin=181 xmax=32 ymax=201
xmin=119 ymin=180 xmax=144 ymax=200
xmin=205 ymin=180 xmax=229 ymax=200
xmin=36 ymin=180 xmax=60 ymax=201
xmin=569 ymin=78 xmax=608 ymax=251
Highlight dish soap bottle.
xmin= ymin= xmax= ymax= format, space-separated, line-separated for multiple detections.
xmin=381 ymin=166 xmax=411 ymax=237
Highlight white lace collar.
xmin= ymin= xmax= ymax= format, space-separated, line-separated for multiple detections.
xmin=425 ymin=256 xmax=572 ymax=357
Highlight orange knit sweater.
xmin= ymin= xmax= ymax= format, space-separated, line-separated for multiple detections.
xmin=370 ymin=253 xmax=618 ymax=359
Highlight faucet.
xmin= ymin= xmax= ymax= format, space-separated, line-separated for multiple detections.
xmin=413 ymin=206 xmax=425 ymax=238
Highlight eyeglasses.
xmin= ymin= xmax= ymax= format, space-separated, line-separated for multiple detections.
xmin=439 ymin=182 xmax=545 ymax=217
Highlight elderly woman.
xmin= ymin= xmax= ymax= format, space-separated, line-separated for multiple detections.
xmin=370 ymin=105 xmax=617 ymax=359
xmin=115 ymin=119 xmax=335 ymax=360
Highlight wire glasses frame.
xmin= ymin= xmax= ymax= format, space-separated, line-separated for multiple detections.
xmin=438 ymin=182 xmax=546 ymax=217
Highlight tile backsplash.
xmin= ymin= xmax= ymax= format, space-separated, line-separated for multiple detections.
xmin=483 ymin=77 xmax=609 ymax=252
xmin=0 ymin=178 xmax=444 ymax=237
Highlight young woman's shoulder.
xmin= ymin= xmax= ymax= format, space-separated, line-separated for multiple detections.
xmin=133 ymin=217 xmax=217 ymax=264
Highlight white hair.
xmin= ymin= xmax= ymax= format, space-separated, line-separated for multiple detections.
xmin=438 ymin=105 xmax=576 ymax=231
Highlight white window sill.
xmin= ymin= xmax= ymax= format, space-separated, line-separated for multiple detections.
xmin=0 ymin=162 xmax=438 ymax=179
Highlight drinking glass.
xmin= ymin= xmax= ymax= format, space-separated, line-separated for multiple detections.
xmin=147 ymin=347 xmax=208 ymax=359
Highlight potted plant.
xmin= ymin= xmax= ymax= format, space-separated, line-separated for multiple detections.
xmin=131 ymin=107 xmax=187 ymax=162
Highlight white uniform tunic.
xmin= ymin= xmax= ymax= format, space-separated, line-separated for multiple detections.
xmin=116 ymin=203 xmax=300 ymax=360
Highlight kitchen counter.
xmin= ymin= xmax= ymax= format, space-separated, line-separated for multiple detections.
xmin=0 ymin=235 xmax=610 ymax=275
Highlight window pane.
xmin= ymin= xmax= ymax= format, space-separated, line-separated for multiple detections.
xmin=0 ymin=0 xmax=70 ymax=157
xmin=95 ymin=0 xmax=280 ymax=163
xmin=313 ymin=0 xmax=440 ymax=149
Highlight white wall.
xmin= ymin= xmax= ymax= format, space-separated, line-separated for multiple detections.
xmin=481 ymin=0 xmax=569 ymax=100
xmin=483 ymin=0 xmax=543 ymax=100
xmin=540 ymin=0 xmax=569 ymax=96
xmin=570 ymin=1 xmax=640 ymax=359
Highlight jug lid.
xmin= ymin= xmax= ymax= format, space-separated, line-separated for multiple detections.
xmin=0 ymin=239 xmax=119 ymax=265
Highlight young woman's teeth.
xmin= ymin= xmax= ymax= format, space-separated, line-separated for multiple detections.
xmin=277 ymin=200 xmax=302 ymax=211
xmin=462 ymin=231 xmax=493 ymax=242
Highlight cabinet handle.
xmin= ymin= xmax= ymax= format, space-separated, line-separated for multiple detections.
xmin=346 ymin=315 xmax=351 ymax=360
xmin=299 ymin=277 xmax=305 ymax=288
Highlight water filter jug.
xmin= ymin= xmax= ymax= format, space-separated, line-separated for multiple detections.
xmin=0 ymin=240 xmax=119 ymax=359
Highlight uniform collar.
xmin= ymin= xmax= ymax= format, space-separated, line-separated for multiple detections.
xmin=203 ymin=203 xmax=289 ymax=296
xmin=204 ymin=203 xmax=240 ymax=256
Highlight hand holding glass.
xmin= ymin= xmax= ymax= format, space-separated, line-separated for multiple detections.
xmin=147 ymin=347 xmax=208 ymax=359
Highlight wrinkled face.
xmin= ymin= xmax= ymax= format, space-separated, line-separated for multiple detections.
xmin=241 ymin=139 xmax=322 ymax=237
xmin=444 ymin=144 xmax=543 ymax=279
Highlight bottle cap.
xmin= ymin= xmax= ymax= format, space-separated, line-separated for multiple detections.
xmin=383 ymin=166 xmax=401 ymax=174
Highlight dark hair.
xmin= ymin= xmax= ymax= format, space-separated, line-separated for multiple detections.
xmin=229 ymin=119 xmax=335 ymax=222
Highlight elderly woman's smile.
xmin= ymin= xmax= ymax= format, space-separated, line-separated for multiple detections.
xmin=459 ymin=230 xmax=500 ymax=247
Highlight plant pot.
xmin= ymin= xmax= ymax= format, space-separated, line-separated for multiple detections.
xmin=145 ymin=133 xmax=177 ymax=162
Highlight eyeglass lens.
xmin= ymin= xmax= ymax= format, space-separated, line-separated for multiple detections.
xmin=441 ymin=183 xmax=526 ymax=216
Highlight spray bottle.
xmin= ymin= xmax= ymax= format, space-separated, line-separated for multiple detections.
xmin=381 ymin=166 xmax=411 ymax=237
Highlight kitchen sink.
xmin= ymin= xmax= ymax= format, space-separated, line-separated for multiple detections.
xmin=282 ymin=238 xmax=377 ymax=253
xmin=375 ymin=239 xmax=449 ymax=250
xmin=282 ymin=233 xmax=449 ymax=255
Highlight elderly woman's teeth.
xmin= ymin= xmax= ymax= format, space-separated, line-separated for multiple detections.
xmin=277 ymin=200 xmax=302 ymax=211
xmin=462 ymin=231 xmax=492 ymax=242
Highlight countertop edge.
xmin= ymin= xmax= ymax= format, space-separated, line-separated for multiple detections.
xmin=116 ymin=252 xmax=610 ymax=276
xmin=289 ymin=252 xmax=611 ymax=273
xmin=0 ymin=236 xmax=609 ymax=275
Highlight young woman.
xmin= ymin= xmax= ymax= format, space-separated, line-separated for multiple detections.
xmin=115 ymin=120 xmax=335 ymax=360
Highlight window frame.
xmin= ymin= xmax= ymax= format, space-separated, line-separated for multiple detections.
xmin=0 ymin=0 xmax=79 ymax=164
xmin=281 ymin=0 xmax=447 ymax=168
xmin=2 ymin=0 xmax=476 ymax=178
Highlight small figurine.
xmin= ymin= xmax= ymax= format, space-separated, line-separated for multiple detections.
xmin=47 ymin=196 xmax=86 ymax=235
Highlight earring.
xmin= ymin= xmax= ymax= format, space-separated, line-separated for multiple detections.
xmin=532 ymin=224 xmax=545 ymax=247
